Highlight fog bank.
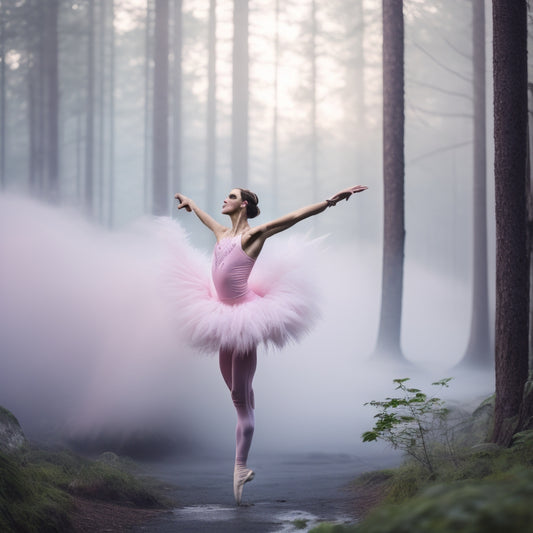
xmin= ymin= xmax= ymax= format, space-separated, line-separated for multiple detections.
xmin=0 ymin=194 xmax=493 ymax=458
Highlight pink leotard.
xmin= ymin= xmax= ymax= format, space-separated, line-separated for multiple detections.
xmin=212 ymin=235 xmax=256 ymax=303
xmin=212 ymin=235 xmax=258 ymax=468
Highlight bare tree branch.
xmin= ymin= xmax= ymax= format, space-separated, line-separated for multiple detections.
xmin=408 ymin=141 xmax=472 ymax=165
xmin=409 ymin=103 xmax=473 ymax=119
xmin=407 ymin=78 xmax=473 ymax=102
xmin=441 ymin=33 xmax=472 ymax=61
xmin=411 ymin=41 xmax=472 ymax=84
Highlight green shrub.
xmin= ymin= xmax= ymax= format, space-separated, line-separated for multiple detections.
xmin=362 ymin=378 xmax=454 ymax=476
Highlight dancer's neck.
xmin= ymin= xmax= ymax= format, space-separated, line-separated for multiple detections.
xmin=228 ymin=212 xmax=250 ymax=236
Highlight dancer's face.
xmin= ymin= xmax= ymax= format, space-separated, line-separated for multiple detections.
xmin=222 ymin=189 xmax=244 ymax=215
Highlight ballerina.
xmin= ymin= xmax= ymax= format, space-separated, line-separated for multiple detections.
xmin=173 ymin=185 xmax=367 ymax=505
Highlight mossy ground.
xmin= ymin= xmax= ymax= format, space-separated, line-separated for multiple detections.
xmin=0 ymin=445 xmax=171 ymax=533
xmin=311 ymin=426 xmax=533 ymax=533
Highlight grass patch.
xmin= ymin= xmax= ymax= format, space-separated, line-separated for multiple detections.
xmin=0 ymin=445 xmax=171 ymax=533
xmin=0 ymin=450 xmax=73 ymax=533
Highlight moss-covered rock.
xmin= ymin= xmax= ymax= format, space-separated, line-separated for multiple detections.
xmin=0 ymin=406 xmax=27 ymax=452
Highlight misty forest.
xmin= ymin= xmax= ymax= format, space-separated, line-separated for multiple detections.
xmin=1 ymin=0 xmax=533 ymax=531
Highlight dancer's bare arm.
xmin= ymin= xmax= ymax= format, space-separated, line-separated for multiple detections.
xmin=174 ymin=193 xmax=226 ymax=238
xmin=243 ymin=185 xmax=367 ymax=257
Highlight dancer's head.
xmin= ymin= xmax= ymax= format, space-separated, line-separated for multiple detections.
xmin=222 ymin=188 xmax=260 ymax=219
xmin=238 ymin=188 xmax=260 ymax=219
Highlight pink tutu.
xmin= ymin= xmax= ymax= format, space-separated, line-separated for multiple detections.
xmin=155 ymin=218 xmax=322 ymax=354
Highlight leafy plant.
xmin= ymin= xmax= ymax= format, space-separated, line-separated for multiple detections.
xmin=362 ymin=378 xmax=453 ymax=476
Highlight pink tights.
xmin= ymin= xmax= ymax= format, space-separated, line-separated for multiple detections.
xmin=219 ymin=346 xmax=257 ymax=466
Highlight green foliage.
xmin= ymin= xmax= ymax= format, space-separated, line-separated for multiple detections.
xmin=68 ymin=457 xmax=161 ymax=506
xmin=311 ymin=470 xmax=533 ymax=533
xmin=362 ymin=378 xmax=454 ymax=475
xmin=0 ymin=450 xmax=73 ymax=533
xmin=311 ymin=403 xmax=533 ymax=533
xmin=0 ymin=446 xmax=170 ymax=533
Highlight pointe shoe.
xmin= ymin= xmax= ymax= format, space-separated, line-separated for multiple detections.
xmin=233 ymin=465 xmax=255 ymax=505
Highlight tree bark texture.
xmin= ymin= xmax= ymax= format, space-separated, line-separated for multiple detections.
xmin=491 ymin=0 xmax=529 ymax=446
xmin=152 ymin=0 xmax=169 ymax=216
xmin=529 ymin=84 xmax=533 ymax=374
xmin=375 ymin=0 xmax=405 ymax=359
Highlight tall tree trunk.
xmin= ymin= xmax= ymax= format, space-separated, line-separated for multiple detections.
xmin=98 ymin=0 xmax=106 ymax=220
xmin=152 ymin=0 xmax=169 ymax=216
xmin=352 ymin=0 xmax=367 ymax=231
xmin=144 ymin=0 xmax=153 ymax=213
xmin=26 ymin=0 xmax=39 ymax=191
xmin=375 ymin=0 xmax=406 ymax=361
xmin=86 ymin=0 xmax=95 ymax=215
xmin=28 ymin=61 xmax=37 ymax=189
xmin=232 ymin=0 xmax=249 ymax=187
xmin=310 ymin=0 xmax=318 ymax=202
xmin=37 ymin=0 xmax=46 ymax=193
xmin=520 ymin=84 xmax=533 ymax=433
xmin=206 ymin=0 xmax=217 ymax=214
xmin=460 ymin=0 xmax=490 ymax=367
xmin=353 ymin=0 xmax=366 ymax=132
xmin=107 ymin=0 xmax=115 ymax=227
xmin=491 ymin=0 xmax=529 ymax=446
xmin=172 ymin=0 xmax=182 ymax=197
xmin=46 ymin=0 xmax=59 ymax=202
xmin=0 ymin=0 xmax=6 ymax=189
xmin=76 ymin=90 xmax=82 ymax=200
xmin=528 ymin=83 xmax=533 ymax=374
xmin=71 ymin=6 xmax=84 ymax=202
xmin=271 ymin=0 xmax=279 ymax=213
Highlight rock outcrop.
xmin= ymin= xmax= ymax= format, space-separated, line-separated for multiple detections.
xmin=0 ymin=406 xmax=27 ymax=452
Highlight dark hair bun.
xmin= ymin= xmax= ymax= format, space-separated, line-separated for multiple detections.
xmin=239 ymin=188 xmax=260 ymax=219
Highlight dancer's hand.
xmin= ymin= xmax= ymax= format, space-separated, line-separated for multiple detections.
xmin=327 ymin=185 xmax=367 ymax=206
xmin=174 ymin=193 xmax=193 ymax=212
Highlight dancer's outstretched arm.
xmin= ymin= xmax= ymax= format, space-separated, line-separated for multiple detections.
xmin=243 ymin=185 xmax=367 ymax=256
xmin=174 ymin=193 xmax=227 ymax=238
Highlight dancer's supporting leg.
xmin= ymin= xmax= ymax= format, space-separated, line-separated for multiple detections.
xmin=219 ymin=346 xmax=257 ymax=504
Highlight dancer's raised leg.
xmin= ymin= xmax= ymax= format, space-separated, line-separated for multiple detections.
xmin=219 ymin=346 xmax=257 ymax=504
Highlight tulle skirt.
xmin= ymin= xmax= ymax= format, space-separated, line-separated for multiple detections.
xmin=155 ymin=218 xmax=322 ymax=355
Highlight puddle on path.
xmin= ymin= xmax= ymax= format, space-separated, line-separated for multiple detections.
xmin=167 ymin=504 xmax=354 ymax=533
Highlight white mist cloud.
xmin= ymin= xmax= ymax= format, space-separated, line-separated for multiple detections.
xmin=0 ymin=194 xmax=493 ymax=458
